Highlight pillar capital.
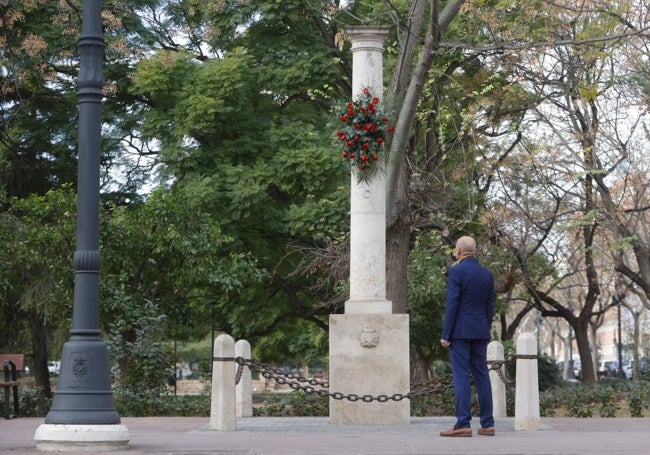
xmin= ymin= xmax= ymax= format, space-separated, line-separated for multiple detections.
xmin=345 ymin=26 xmax=390 ymax=52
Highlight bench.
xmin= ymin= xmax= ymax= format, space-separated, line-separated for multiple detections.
xmin=0 ymin=354 xmax=24 ymax=419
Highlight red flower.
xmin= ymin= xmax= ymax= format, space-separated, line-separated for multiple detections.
xmin=334 ymin=88 xmax=393 ymax=182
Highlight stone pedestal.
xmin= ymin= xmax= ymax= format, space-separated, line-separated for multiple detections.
xmin=329 ymin=314 xmax=410 ymax=424
xmin=34 ymin=425 xmax=129 ymax=452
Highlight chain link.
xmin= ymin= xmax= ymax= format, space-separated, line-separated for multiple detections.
xmin=234 ymin=357 xmax=455 ymax=402
xmin=488 ymin=353 xmax=532 ymax=387
xmin=226 ymin=353 xmax=524 ymax=401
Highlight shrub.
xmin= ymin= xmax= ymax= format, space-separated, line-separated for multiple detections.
xmin=594 ymin=384 xmax=619 ymax=417
xmin=0 ymin=387 xmax=52 ymax=417
xmin=107 ymin=301 xmax=175 ymax=416
xmin=629 ymin=381 xmax=650 ymax=417
xmin=254 ymin=390 xmax=328 ymax=417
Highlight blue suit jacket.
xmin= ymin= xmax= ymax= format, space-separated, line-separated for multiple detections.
xmin=441 ymin=257 xmax=494 ymax=341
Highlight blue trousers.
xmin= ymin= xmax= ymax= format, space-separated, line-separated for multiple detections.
xmin=449 ymin=338 xmax=494 ymax=429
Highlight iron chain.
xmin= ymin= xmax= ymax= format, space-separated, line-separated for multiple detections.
xmin=220 ymin=354 xmax=523 ymax=399
xmin=233 ymin=357 xmax=455 ymax=402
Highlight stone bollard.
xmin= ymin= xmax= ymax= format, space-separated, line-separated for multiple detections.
xmin=488 ymin=340 xmax=507 ymax=417
xmin=514 ymin=332 xmax=540 ymax=431
xmin=210 ymin=334 xmax=236 ymax=431
xmin=235 ymin=339 xmax=253 ymax=418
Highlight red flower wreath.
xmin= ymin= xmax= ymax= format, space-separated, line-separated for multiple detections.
xmin=334 ymin=88 xmax=395 ymax=182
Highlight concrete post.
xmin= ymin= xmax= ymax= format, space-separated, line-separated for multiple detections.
xmin=488 ymin=340 xmax=507 ymax=418
xmin=235 ymin=339 xmax=253 ymax=418
xmin=514 ymin=332 xmax=540 ymax=431
xmin=329 ymin=26 xmax=410 ymax=425
xmin=210 ymin=334 xmax=236 ymax=431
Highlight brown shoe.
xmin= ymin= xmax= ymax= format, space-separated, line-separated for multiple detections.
xmin=477 ymin=427 xmax=495 ymax=436
xmin=440 ymin=426 xmax=472 ymax=437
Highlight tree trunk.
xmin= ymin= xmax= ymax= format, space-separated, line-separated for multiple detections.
xmin=574 ymin=320 xmax=595 ymax=383
xmin=410 ymin=348 xmax=432 ymax=385
xmin=28 ymin=308 xmax=52 ymax=414
xmin=386 ymin=201 xmax=411 ymax=314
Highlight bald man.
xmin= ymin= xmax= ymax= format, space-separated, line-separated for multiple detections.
xmin=440 ymin=236 xmax=495 ymax=437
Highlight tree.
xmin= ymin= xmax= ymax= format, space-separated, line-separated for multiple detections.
xmin=472 ymin=0 xmax=650 ymax=382
xmin=125 ymin=0 xmax=360 ymax=361
xmin=0 ymin=0 xmax=156 ymax=202
xmin=0 ymin=187 xmax=76 ymax=403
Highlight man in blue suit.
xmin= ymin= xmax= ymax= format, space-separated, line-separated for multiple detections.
xmin=439 ymin=236 xmax=495 ymax=437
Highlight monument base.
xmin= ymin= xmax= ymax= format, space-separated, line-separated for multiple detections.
xmin=34 ymin=424 xmax=129 ymax=452
xmin=329 ymin=312 xmax=410 ymax=424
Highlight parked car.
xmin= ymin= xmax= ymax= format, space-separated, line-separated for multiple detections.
xmin=557 ymin=359 xmax=581 ymax=380
xmin=622 ymin=359 xmax=648 ymax=379
xmin=48 ymin=360 xmax=61 ymax=375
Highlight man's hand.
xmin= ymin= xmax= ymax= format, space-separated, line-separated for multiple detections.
xmin=440 ymin=339 xmax=450 ymax=348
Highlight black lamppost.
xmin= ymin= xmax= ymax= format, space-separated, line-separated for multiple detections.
xmin=43 ymin=0 xmax=121 ymax=425
xmin=617 ymin=294 xmax=625 ymax=378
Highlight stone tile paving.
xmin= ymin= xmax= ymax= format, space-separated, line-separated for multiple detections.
xmin=2 ymin=416 xmax=650 ymax=455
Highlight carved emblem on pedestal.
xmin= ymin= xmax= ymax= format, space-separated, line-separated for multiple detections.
xmin=72 ymin=356 xmax=89 ymax=379
xmin=360 ymin=326 xmax=379 ymax=348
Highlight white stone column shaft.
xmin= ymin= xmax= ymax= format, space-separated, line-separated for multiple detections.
xmin=346 ymin=26 xmax=392 ymax=314
xmin=210 ymin=334 xmax=237 ymax=431
xmin=235 ymin=339 xmax=253 ymax=418
xmin=514 ymin=332 xmax=540 ymax=431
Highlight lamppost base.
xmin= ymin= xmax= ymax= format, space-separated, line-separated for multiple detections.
xmin=34 ymin=424 xmax=129 ymax=452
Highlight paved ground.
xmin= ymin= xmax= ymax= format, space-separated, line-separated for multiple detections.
xmin=1 ymin=416 xmax=648 ymax=454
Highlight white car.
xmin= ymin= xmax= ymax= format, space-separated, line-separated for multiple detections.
xmin=47 ymin=360 xmax=61 ymax=374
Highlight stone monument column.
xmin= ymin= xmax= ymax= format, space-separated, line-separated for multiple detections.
xmin=346 ymin=26 xmax=391 ymax=315
xmin=329 ymin=26 xmax=410 ymax=425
